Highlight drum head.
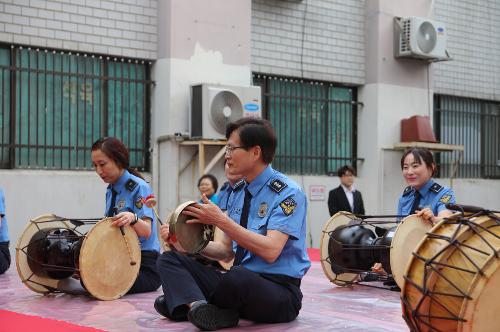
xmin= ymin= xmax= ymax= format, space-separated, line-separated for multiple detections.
xmin=320 ymin=211 xmax=360 ymax=286
xmin=213 ymin=226 xmax=233 ymax=270
xmin=169 ymin=201 xmax=212 ymax=254
xmin=79 ymin=218 xmax=141 ymax=300
xmin=402 ymin=212 xmax=500 ymax=332
xmin=16 ymin=214 xmax=74 ymax=293
xmin=390 ymin=214 xmax=431 ymax=288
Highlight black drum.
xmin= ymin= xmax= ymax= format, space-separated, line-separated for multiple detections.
xmin=16 ymin=214 xmax=141 ymax=300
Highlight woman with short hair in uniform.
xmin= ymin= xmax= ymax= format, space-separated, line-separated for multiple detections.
xmin=373 ymin=147 xmax=456 ymax=274
xmin=398 ymin=147 xmax=456 ymax=224
xmin=91 ymin=137 xmax=161 ymax=294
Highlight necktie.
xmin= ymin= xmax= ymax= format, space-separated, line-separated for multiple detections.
xmin=233 ymin=188 xmax=252 ymax=266
xmin=106 ymin=189 xmax=118 ymax=217
xmin=410 ymin=190 xmax=421 ymax=214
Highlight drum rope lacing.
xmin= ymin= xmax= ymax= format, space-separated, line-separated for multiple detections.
xmin=402 ymin=210 xmax=500 ymax=329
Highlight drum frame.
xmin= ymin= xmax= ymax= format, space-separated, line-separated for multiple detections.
xmin=401 ymin=211 xmax=500 ymax=332
xmin=16 ymin=214 xmax=141 ymax=300
xmin=320 ymin=211 xmax=428 ymax=288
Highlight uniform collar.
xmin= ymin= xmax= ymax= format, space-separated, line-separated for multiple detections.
xmin=108 ymin=170 xmax=131 ymax=193
xmin=415 ymin=178 xmax=434 ymax=197
xmin=246 ymin=165 xmax=274 ymax=197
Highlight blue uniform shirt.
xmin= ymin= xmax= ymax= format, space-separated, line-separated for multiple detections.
xmin=105 ymin=170 xmax=160 ymax=252
xmin=217 ymin=180 xmax=245 ymax=211
xmin=0 ymin=189 xmax=9 ymax=242
xmin=227 ymin=166 xmax=311 ymax=278
xmin=397 ymin=179 xmax=456 ymax=216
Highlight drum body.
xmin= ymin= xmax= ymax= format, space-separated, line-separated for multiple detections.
xmin=401 ymin=212 xmax=500 ymax=332
xmin=16 ymin=214 xmax=141 ymax=300
xmin=320 ymin=212 xmax=430 ymax=287
xmin=167 ymin=201 xmax=213 ymax=254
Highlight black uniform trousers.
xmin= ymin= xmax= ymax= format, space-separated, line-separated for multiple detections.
xmin=0 ymin=241 xmax=10 ymax=274
xmin=156 ymin=251 xmax=303 ymax=323
xmin=127 ymin=250 xmax=161 ymax=294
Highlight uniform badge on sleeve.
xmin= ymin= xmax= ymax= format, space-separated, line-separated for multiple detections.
xmin=439 ymin=195 xmax=451 ymax=203
xmin=135 ymin=196 xmax=144 ymax=209
xmin=258 ymin=202 xmax=268 ymax=218
xmin=280 ymin=197 xmax=297 ymax=216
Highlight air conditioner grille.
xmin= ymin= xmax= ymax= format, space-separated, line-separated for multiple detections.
xmin=209 ymin=90 xmax=243 ymax=135
xmin=417 ymin=21 xmax=437 ymax=53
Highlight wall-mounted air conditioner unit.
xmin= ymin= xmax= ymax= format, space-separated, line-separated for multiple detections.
xmin=394 ymin=16 xmax=450 ymax=61
xmin=190 ymin=84 xmax=262 ymax=139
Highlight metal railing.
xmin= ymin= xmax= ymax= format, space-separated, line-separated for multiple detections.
xmin=0 ymin=45 xmax=153 ymax=170
xmin=253 ymin=74 xmax=362 ymax=175
xmin=434 ymin=94 xmax=500 ymax=179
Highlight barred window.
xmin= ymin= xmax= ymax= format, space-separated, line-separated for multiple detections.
xmin=253 ymin=74 xmax=360 ymax=175
xmin=434 ymin=95 xmax=500 ymax=179
xmin=0 ymin=45 xmax=152 ymax=170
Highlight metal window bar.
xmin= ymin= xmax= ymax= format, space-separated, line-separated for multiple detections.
xmin=0 ymin=44 xmax=154 ymax=171
xmin=253 ymin=73 xmax=362 ymax=175
xmin=434 ymin=94 xmax=500 ymax=179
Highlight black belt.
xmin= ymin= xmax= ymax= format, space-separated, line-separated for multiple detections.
xmin=260 ymin=273 xmax=301 ymax=288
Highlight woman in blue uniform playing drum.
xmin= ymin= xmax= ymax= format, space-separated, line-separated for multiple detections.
xmin=373 ymin=147 xmax=457 ymax=275
xmin=397 ymin=147 xmax=456 ymax=224
xmin=91 ymin=137 xmax=161 ymax=294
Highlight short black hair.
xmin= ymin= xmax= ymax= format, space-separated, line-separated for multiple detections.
xmin=198 ymin=174 xmax=219 ymax=193
xmin=226 ymin=118 xmax=276 ymax=164
xmin=337 ymin=165 xmax=356 ymax=177
xmin=401 ymin=148 xmax=436 ymax=176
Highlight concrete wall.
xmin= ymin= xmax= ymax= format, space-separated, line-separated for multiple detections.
xmin=0 ymin=0 xmax=158 ymax=59
xmin=153 ymin=0 xmax=253 ymax=218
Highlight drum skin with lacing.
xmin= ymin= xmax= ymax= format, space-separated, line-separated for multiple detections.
xmin=16 ymin=214 xmax=141 ymax=300
xmin=401 ymin=211 xmax=500 ymax=332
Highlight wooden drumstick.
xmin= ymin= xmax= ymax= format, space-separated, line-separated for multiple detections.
xmin=143 ymin=194 xmax=165 ymax=225
xmin=119 ymin=225 xmax=137 ymax=266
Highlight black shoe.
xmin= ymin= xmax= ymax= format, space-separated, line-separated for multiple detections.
xmin=154 ymin=295 xmax=188 ymax=321
xmin=187 ymin=300 xmax=239 ymax=331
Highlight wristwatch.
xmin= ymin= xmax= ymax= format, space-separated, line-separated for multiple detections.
xmin=130 ymin=213 xmax=139 ymax=226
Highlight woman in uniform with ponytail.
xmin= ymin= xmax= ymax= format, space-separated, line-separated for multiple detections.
xmin=91 ymin=137 xmax=161 ymax=294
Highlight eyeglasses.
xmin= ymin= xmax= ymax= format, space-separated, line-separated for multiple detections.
xmin=225 ymin=145 xmax=247 ymax=156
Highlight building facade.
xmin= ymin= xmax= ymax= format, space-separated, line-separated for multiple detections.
xmin=1 ymin=0 xmax=499 ymax=249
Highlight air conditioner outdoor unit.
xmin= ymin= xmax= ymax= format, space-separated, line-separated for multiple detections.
xmin=394 ymin=16 xmax=449 ymax=61
xmin=190 ymin=84 xmax=262 ymax=139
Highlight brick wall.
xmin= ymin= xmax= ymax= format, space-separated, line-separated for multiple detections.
xmin=434 ymin=0 xmax=500 ymax=101
xmin=0 ymin=0 xmax=158 ymax=59
xmin=251 ymin=0 xmax=365 ymax=85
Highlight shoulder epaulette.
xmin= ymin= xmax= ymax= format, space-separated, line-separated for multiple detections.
xmin=125 ymin=179 xmax=138 ymax=191
xmin=269 ymin=178 xmax=287 ymax=193
xmin=430 ymin=182 xmax=443 ymax=194
xmin=403 ymin=186 xmax=413 ymax=196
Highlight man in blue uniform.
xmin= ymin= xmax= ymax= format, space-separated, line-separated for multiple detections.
xmin=155 ymin=118 xmax=311 ymax=330
xmin=0 ymin=188 xmax=10 ymax=274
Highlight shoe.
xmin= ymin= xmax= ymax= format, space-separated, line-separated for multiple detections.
xmin=154 ymin=295 xmax=188 ymax=321
xmin=188 ymin=300 xmax=239 ymax=331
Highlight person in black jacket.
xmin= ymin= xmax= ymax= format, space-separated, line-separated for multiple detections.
xmin=327 ymin=165 xmax=365 ymax=216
